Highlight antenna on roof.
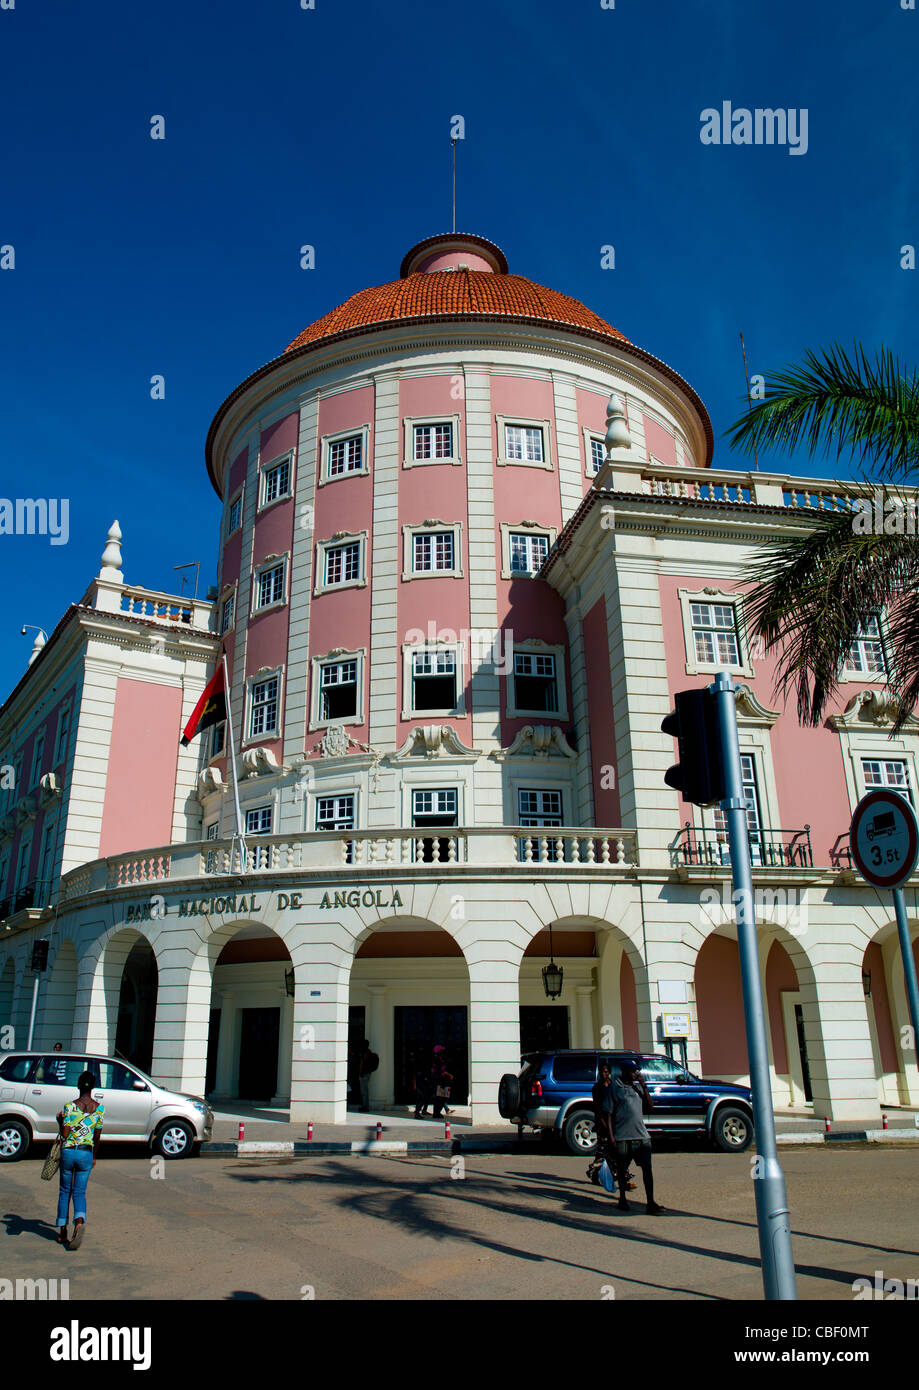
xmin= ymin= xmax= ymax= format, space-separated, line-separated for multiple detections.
xmin=173 ymin=562 xmax=200 ymax=601
xmin=739 ymin=331 xmax=760 ymax=473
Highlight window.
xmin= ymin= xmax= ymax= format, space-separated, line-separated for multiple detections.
xmin=220 ymin=594 xmax=235 ymax=635
xmin=690 ymin=602 xmax=740 ymax=667
xmin=36 ymin=1056 xmax=85 ymax=1088
xmin=414 ymin=531 xmax=453 ymax=572
xmin=496 ymin=415 xmax=553 ymax=470
xmin=517 ymin=787 xmax=563 ymax=861
xmin=261 ymin=454 xmax=291 ymax=507
xmin=54 ymin=707 xmax=71 ymax=766
xmin=321 ymin=426 xmax=370 ymax=484
xmin=639 ymin=1057 xmax=687 ymax=1082
xmin=714 ymin=754 xmax=763 ymax=863
xmin=589 ymin=436 xmax=606 ymax=475
xmin=847 ymin=615 xmax=887 ymax=677
xmin=317 ymin=795 xmax=355 ymax=864
xmin=255 ymin=562 xmax=285 ymax=611
xmin=227 ymin=492 xmax=243 ymax=535
xmin=30 ymin=731 xmax=45 ymax=788
xmin=552 ymin=1054 xmax=597 ymax=1085
xmin=246 ymin=805 xmax=272 ymax=834
xmin=509 ymin=532 xmax=549 ymax=574
xmin=92 ymin=1061 xmax=139 ymax=1091
xmin=863 ymin=758 xmax=913 ymax=806
xmin=319 ymin=660 xmax=359 ymax=722
xmin=205 ymin=822 xmax=219 ymax=840
xmin=210 ymin=721 xmax=226 ymax=758
xmin=412 ymin=649 xmax=457 ymax=711
xmin=412 ymin=788 xmax=458 ymax=863
xmin=325 ymin=542 xmax=360 ymax=587
xmin=513 ymin=651 xmax=558 ymax=713
xmin=15 ymin=836 xmax=32 ymax=894
xmin=35 ymin=819 xmax=56 ymax=908
xmin=414 ymin=422 xmax=452 ymax=460
xmin=0 ymin=1055 xmax=35 ymax=1082
xmin=249 ymin=676 xmax=280 ymax=739
xmin=9 ymin=754 xmax=22 ymax=810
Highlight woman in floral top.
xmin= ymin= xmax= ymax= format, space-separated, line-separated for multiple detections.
xmin=56 ymin=1071 xmax=104 ymax=1250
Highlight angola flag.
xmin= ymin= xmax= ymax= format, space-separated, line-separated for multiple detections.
xmin=181 ymin=665 xmax=227 ymax=746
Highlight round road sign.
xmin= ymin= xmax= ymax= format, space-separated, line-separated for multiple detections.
xmin=850 ymin=790 xmax=919 ymax=889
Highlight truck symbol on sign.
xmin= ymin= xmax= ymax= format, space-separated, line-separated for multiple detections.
xmin=866 ymin=811 xmax=897 ymax=842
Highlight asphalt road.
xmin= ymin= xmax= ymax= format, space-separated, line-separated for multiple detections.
xmin=2 ymin=1146 xmax=917 ymax=1301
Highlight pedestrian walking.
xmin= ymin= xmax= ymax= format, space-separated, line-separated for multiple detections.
xmin=590 ymin=1061 xmax=635 ymax=1191
xmin=430 ymin=1044 xmax=453 ymax=1118
xmin=50 ymin=1042 xmax=67 ymax=1082
xmin=611 ymin=1061 xmax=664 ymax=1215
xmin=357 ymin=1038 xmax=379 ymax=1113
xmin=411 ymin=1050 xmax=431 ymax=1117
xmin=56 ymin=1070 xmax=104 ymax=1249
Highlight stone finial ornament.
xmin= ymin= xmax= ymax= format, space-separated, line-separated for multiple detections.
xmin=604 ymin=393 xmax=631 ymax=458
xmin=100 ymin=520 xmax=123 ymax=575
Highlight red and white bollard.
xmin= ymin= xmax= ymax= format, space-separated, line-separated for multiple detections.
xmin=238 ymin=1121 xmax=245 ymax=1141
xmin=375 ymin=1121 xmax=382 ymax=1141
xmin=824 ymin=1116 xmax=831 ymax=1134
xmin=444 ymin=1118 xmax=451 ymax=1141
xmin=882 ymin=1113 xmax=889 ymax=1130
xmin=307 ymin=1121 xmax=313 ymax=1141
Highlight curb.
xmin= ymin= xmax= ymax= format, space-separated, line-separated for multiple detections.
xmin=777 ymin=1129 xmax=919 ymax=1146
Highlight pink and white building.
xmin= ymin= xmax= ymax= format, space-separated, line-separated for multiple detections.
xmin=1 ymin=232 xmax=917 ymax=1125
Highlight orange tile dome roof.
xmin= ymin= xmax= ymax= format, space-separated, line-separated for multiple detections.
xmin=284 ymin=269 xmax=630 ymax=354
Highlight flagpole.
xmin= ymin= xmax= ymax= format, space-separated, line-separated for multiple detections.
xmin=221 ymin=652 xmax=248 ymax=875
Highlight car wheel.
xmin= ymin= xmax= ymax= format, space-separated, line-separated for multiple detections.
xmin=563 ymin=1109 xmax=597 ymax=1156
xmin=498 ymin=1074 xmax=521 ymax=1119
xmin=712 ymin=1107 xmax=753 ymax=1153
xmin=0 ymin=1120 xmax=30 ymax=1161
xmin=154 ymin=1120 xmax=195 ymax=1159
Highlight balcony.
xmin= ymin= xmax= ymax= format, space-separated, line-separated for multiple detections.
xmin=606 ymin=459 xmax=869 ymax=516
xmin=674 ymin=823 xmax=813 ymax=871
xmin=56 ymin=826 xmax=640 ymax=906
xmin=0 ymin=878 xmax=53 ymax=924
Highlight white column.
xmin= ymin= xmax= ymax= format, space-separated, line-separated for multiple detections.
xmin=366 ymin=985 xmax=387 ymax=1106
xmin=464 ymin=940 xmax=523 ymax=1125
xmin=149 ymin=951 xmax=211 ymax=1096
xmin=575 ymin=985 xmax=595 ymax=1048
xmin=289 ymin=929 xmax=353 ymax=1123
xmin=214 ymin=991 xmax=235 ymax=1097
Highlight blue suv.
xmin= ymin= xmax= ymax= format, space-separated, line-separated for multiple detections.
xmin=498 ymin=1050 xmax=755 ymax=1155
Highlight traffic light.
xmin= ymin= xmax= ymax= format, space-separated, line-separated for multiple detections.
xmin=31 ymin=939 xmax=50 ymax=972
xmin=661 ymin=688 xmax=726 ymax=807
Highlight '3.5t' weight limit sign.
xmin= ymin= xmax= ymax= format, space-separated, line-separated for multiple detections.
xmin=850 ymin=790 xmax=919 ymax=890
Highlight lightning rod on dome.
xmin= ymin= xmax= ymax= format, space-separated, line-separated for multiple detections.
xmin=451 ymin=137 xmax=457 ymax=235
xmin=739 ymin=332 xmax=760 ymax=473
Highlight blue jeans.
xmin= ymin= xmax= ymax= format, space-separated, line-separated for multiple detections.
xmin=56 ymin=1147 xmax=94 ymax=1226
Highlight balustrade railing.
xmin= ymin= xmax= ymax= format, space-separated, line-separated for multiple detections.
xmin=675 ymin=823 xmax=813 ymax=870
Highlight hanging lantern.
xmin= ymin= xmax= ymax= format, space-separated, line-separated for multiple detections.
xmin=542 ymin=924 xmax=564 ymax=999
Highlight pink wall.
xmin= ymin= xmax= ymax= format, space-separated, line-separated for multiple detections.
xmin=582 ymin=597 xmax=620 ymax=824
xmin=658 ymin=574 xmax=853 ymax=864
xmin=644 ymin=415 xmax=677 ymax=467
xmin=696 ymin=935 xmax=748 ymax=1075
xmin=415 ymin=250 xmax=494 ymax=273
xmin=219 ymin=445 xmax=250 ymax=593
xmin=765 ymin=940 xmax=798 ymax=1073
xmin=620 ymin=952 xmax=639 ymax=1050
xmin=865 ymin=941 xmax=898 ymax=1073
xmin=99 ymin=679 xmax=182 ymax=856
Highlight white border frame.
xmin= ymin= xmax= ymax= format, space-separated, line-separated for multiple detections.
xmin=318 ymin=424 xmax=371 ymax=486
xmin=314 ymin=531 xmax=368 ymax=596
xmin=400 ymin=638 xmax=467 ymax=720
xmin=679 ymin=587 xmax=754 ymax=678
xmin=840 ymin=611 xmax=892 ymax=685
xmin=219 ymin=582 xmax=237 ymax=637
xmin=495 ymin=414 xmax=553 ymax=471
xmin=582 ymin=427 xmax=607 ymax=478
xmin=251 ymin=553 xmax=289 ymax=616
xmin=226 ymin=483 xmax=245 ymax=538
xmin=499 ymin=521 xmax=557 ymax=579
xmin=243 ymin=666 xmax=285 ymax=747
xmin=506 ymin=639 xmax=569 ymax=721
xmin=402 ymin=521 xmax=464 ymax=581
xmin=402 ymin=414 xmax=462 ymax=468
xmin=309 ymin=647 xmax=367 ymax=732
xmin=257 ymin=449 xmax=295 ymax=514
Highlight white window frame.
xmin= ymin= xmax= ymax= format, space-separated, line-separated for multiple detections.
xmin=244 ymin=668 xmax=283 ymax=746
xmin=499 ymin=521 xmax=557 ymax=579
xmin=208 ymin=720 xmax=227 ymax=761
xmin=219 ymin=585 xmax=236 ymax=636
xmin=14 ymin=834 xmax=32 ymax=893
xmin=402 ymin=413 xmax=462 ymax=468
xmin=35 ymin=818 xmax=57 ymax=908
xmin=252 ymin=555 xmax=289 ymax=615
xmin=401 ymin=639 xmax=467 ymax=720
xmin=227 ymin=486 xmax=244 ymax=537
xmin=30 ymin=731 xmax=45 ymax=789
xmin=583 ymin=428 xmax=608 ymax=477
xmin=245 ymin=804 xmax=273 ymax=835
xmin=205 ymin=821 xmax=220 ymax=840
xmin=316 ymin=793 xmax=356 ymax=832
xmin=258 ymin=450 xmax=294 ymax=511
xmin=319 ymin=425 xmax=371 ymax=486
xmin=309 ymin=648 xmax=366 ymax=731
xmin=53 ymin=705 xmax=71 ymax=768
xmin=841 ymin=612 xmax=889 ymax=683
xmin=314 ymin=531 xmax=368 ymax=596
xmin=506 ymin=640 xmax=569 ymax=720
xmin=678 ymin=588 xmax=754 ymax=678
xmin=402 ymin=521 xmax=464 ymax=581
xmin=859 ymin=756 xmax=915 ymax=807
xmin=495 ymin=414 xmax=553 ymax=470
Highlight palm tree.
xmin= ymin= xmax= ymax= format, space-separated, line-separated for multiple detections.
xmin=725 ymin=343 xmax=919 ymax=732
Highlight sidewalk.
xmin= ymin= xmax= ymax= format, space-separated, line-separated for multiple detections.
xmin=201 ymin=1101 xmax=919 ymax=1158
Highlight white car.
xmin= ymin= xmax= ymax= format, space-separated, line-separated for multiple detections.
xmin=0 ymin=1051 xmax=212 ymax=1160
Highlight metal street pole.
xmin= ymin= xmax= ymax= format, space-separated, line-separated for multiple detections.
xmin=892 ymin=887 xmax=919 ymax=1049
xmin=711 ymin=671 xmax=797 ymax=1301
xmin=26 ymin=974 xmax=40 ymax=1050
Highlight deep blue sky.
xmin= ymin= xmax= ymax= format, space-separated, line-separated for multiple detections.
xmin=1 ymin=0 xmax=916 ymax=681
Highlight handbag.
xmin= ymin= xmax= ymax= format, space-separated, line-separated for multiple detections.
xmin=597 ymin=1158 xmax=616 ymax=1195
xmin=41 ymin=1136 xmax=63 ymax=1182
xmin=435 ymin=1085 xmax=451 ymax=1099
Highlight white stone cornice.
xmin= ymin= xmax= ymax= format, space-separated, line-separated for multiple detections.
xmin=733 ymin=684 xmax=780 ymax=728
xmin=197 ymin=766 xmax=225 ymax=798
xmin=38 ymin=773 xmax=62 ymax=808
xmin=388 ymin=725 xmax=480 ymax=761
xmin=829 ymin=689 xmax=919 ymax=731
xmin=491 ymin=724 xmax=578 ymax=760
xmin=240 ymin=746 xmax=288 ymax=778
xmin=15 ymin=796 xmax=37 ymax=826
